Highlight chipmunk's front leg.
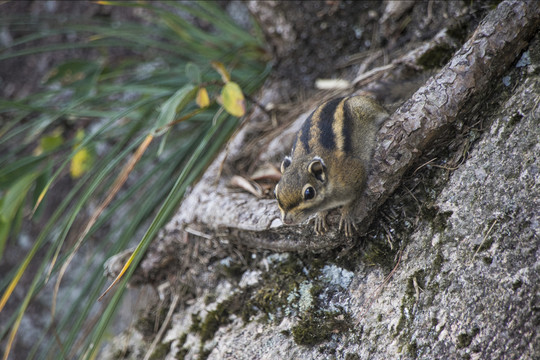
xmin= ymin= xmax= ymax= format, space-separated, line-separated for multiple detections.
xmin=338 ymin=203 xmax=358 ymax=237
xmin=313 ymin=210 xmax=329 ymax=235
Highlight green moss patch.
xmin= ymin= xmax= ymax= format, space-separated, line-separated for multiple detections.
xmin=456 ymin=327 xmax=480 ymax=349
xmin=291 ymin=312 xmax=351 ymax=346
xmin=149 ymin=342 xmax=171 ymax=360
xmin=135 ymin=303 xmax=170 ymax=340
xmin=196 ymin=294 xmax=248 ymax=342
xmin=242 ymin=256 xmax=309 ymax=322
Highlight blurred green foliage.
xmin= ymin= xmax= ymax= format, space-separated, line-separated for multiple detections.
xmin=0 ymin=1 xmax=270 ymax=359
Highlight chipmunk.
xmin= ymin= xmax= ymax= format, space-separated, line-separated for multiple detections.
xmin=274 ymin=95 xmax=388 ymax=237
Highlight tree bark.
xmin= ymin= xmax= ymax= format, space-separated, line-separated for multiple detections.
xmin=104 ymin=2 xmax=540 ymax=359
xmin=158 ymin=0 xmax=540 ymax=252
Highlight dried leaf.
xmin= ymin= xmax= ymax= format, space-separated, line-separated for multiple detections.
xmin=250 ymin=163 xmax=282 ymax=182
xmin=315 ymin=78 xmax=351 ymax=90
xmin=211 ymin=60 xmax=230 ymax=83
xmin=230 ymin=175 xmax=263 ymax=198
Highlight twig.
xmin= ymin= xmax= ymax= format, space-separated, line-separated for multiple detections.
xmin=143 ymin=294 xmax=181 ymax=360
xmin=470 ymin=219 xmax=498 ymax=263
xmin=352 ymin=63 xmax=395 ymax=86
xmin=413 ymin=158 xmax=437 ymax=174
xmin=185 ymin=226 xmax=213 ymax=240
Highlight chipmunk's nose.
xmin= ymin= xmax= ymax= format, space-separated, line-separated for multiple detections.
xmin=282 ymin=213 xmax=295 ymax=225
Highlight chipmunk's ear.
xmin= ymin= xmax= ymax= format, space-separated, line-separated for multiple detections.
xmin=308 ymin=156 xmax=326 ymax=182
xmin=280 ymin=156 xmax=292 ymax=173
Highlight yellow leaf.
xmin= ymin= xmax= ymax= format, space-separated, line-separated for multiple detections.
xmin=33 ymin=128 xmax=64 ymax=155
xmin=75 ymin=128 xmax=85 ymax=143
xmin=196 ymin=87 xmax=210 ymax=108
xmin=70 ymin=148 xmax=93 ymax=179
xmin=221 ymin=82 xmax=245 ymax=117
xmin=211 ymin=61 xmax=230 ymax=83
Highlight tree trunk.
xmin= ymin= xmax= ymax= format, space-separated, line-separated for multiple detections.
xmin=103 ymin=1 xmax=540 ymax=359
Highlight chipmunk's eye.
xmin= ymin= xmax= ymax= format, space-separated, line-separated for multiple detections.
xmin=304 ymin=186 xmax=315 ymax=200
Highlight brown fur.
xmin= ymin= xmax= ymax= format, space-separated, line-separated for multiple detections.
xmin=275 ymin=95 xmax=388 ymax=236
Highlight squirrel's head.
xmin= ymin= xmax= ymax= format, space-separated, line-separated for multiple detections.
xmin=274 ymin=155 xmax=330 ymax=225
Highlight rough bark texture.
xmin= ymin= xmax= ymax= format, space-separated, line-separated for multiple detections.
xmin=157 ymin=0 xmax=540 ymax=252
xmin=103 ymin=1 xmax=540 ymax=359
